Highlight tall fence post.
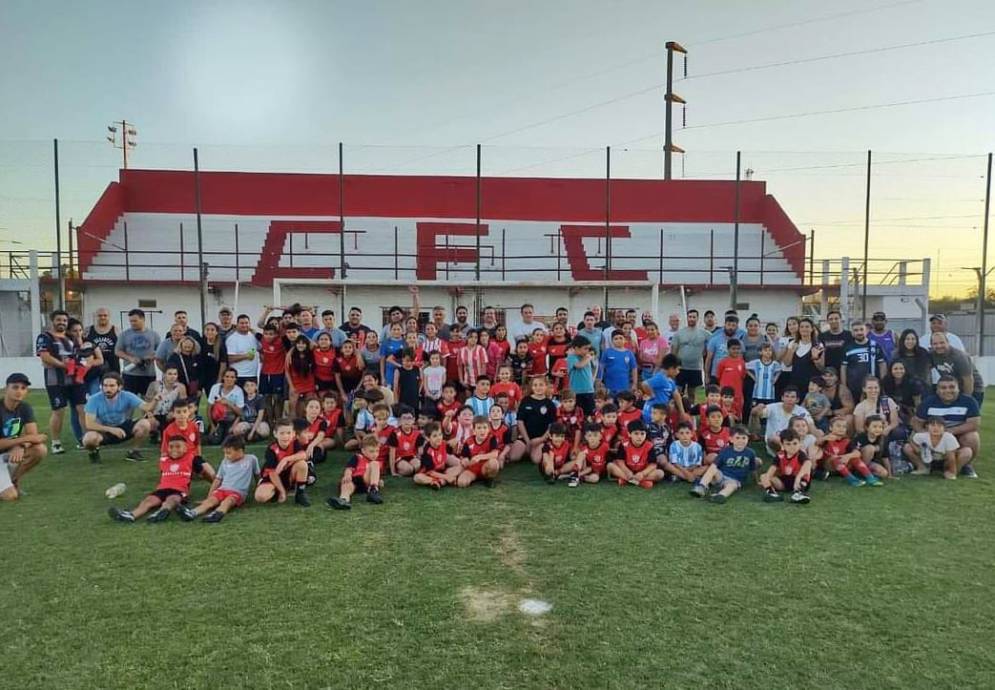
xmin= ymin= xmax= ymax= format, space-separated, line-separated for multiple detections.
xmin=234 ymin=223 xmax=240 ymax=283
xmin=68 ymin=219 xmax=75 ymax=277
xmin=732 ymin=150 xmax=740 ymax=310
xmin=809 ymin=229 xmax=815 ymax=287
xmin=980 ymin=152 xmax=992 ymax=356
xmin=123 ymin=221 xmax=130 ymax=281
xmin=193 ymin=147 xmax=206 ymax=328
xmin=475 ymin=144 xmax=482 ymax=282
xmin=862 ymin=149 xmax=872 ymax=320
xmin=604 ymin=145 xmax=611 ymax=313
xmin=179 ymin=222 xmax=185 ymax=281
xmin=53 ymin=138 xmax=64 ymax=309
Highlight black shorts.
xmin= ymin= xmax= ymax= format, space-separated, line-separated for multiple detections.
xmin=123 ymin=374 xmax=155 ymax=396
xmin=259 ymin=374 xmax=285 ymax=396
xmin=676 ymin=369 xmax=703 ymax=389
xmin=310 ymin=447 xmax=327 ymax=464
xmin=45 ymin=384 xmax=72 ymax=410
xmin=149 ymin=488 xmax=185 ymax=502
xmin=259 ymin=468 xmax=295 ymax=488
xmin=193 ymin=455 xmax=206 ymax=474
xmin=315 ymin=378 xmax=337 ymax=393
xmin=352 ymin=477 xmax=368 ymax=494
xmin=100 ymin=419 xmax=136 ymax=445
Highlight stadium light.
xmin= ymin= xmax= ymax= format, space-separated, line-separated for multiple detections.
xmin=106 ymin=120 xmax=138 ymax=169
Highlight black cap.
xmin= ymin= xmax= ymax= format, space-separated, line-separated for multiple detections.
xmin=6 ymin=372 xmax=30 ymax=386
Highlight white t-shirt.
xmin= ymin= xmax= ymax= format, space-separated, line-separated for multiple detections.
xmin=225 ymin=331 xmax=259 ymax=378
xmin=763 ymin=403 xmax=813 ymax=440
xmin=423 ymin=365 xmax=447 ymax=399
xmin=208 ymin=383 xmax=245 ymax=409
xmin=911 ymin=431 xmax=959 ymax=463
xmin=508 ymin=320 xmax=547 ymax=344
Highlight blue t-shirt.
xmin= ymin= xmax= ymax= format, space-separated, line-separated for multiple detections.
xmin=641 ymin=371 xmax=677 ymax=422
xmin=706 ymin=328 xmax=747 ymax=376
xmin=84 ymin=391 xmax=143 ymax=427
xmin=668 ymin=440 xmax=704 ymax=468
xmin=598 ymin=347 xmax=637 ymax=394
xmin=715 ymin=445 xmax=759 ymax=483
xmin=915 ymin=394 xmax=980 ymax=429
xmin=577 ymin=328 xmax=603 ymax=358
xmin=566 ymin=353 xmax=595 ymax=394
xmin=380 ymin=337 xmax=405 ymax=386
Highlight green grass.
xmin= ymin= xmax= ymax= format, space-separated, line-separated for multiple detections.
xmin=3 ymin=391 xmax=995 ymax=689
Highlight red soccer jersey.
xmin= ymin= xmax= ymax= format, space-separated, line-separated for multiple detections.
xmin=347 ymin=452 xmax=372 ymax=479
xmin=546 ymin=339 xmax=570 ymax=370
xmin=618 ymin=408 xmax=642 ymax=441
xmin=263 ymin=441 xmax=302 ymax=478
xmin=334 ymin=354 xmax=363 ymax=389
xmin=823 ymin=438 xmax=853 ymax=458
xmin=619 ymin=440 xmax=652 ymax=473
xmin=323 ymin=408 xmax=343 ymax=431
xmin=549 ymin=358 xmax=569 ymax=393
xmin=557 ymin=406 xmax=585 ymax=439
xmin=374 ymin=424 xmax=395 ymax=465
xmin=488 ymin=423 xmax=511 ymax=450
xmin=155 ymin=450 xmax=195 ymax=494
xmin=699 ymin=426 xmax=731 ymax=455
xmin=259 ymin=335 xmax=287 ymax=376
xmin=601 ymin=421 xmax=621 ymax=449
xmin=461 ymin=434 xmax=498 ymax=460
xmin=160 ymin=421 xmax=200 ymax=455
xmin=446 ymin=341 xmax=465 ymax=383
xmin=582 ymin=440 xmax=612 ymax=475
xmin=777 ymin=450 xmax=808 ymax=477
xmin=419 ymin=443 xmax=449 ymax=473
xmin=716 ymin=357 xmax=746 ymax=392
xmin=437 ymin=399 xmax=461 ymax=420
xmin=313 ymin=348 xmax=337 ymax=383
xmin=543 ymin=440 xmax=572 ymax=469
xmin=528 ymin=340 xmax=549 ymax=376
xmin=389 ymin=427 xmax=423 ymax=460
xmin=305 ymin=417 xmax=328 ymax=442
xmin=491 ymin=381 xmax=522 ymax=411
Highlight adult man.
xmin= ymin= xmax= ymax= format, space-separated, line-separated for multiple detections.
xmin=578 ymin=305 xmax=610 ymax=331
xmin=82 ymin=372 xmax=155 ymax=463
xmin=566 ymin=336 xmax=596 ymax=415
xmin=509 ymin=303 xmax=548 ymax=343
xmin=922 ymin=314 xmax=966 ymax=352
xmin=450 ymin=305 xmax=472 ymax=340
xmin=703 ymin=314 xmax=746 ymax=381
xmin=913 ymin=375 xmax=981 ymax=478
xmin=225 ymin=314 xmax=260 ymax=388
xmin=35 ymin=309 xmax=75 ymax=455
xmin=86 ymin=307 xmax=119 ymax=372
xmin=662 ymin=313 xmax=681 ymax=346
xmin=156 ymin=323 xmax=199 ymax=373
xmin=553 ymin=307 xmax=577 ymax=338
xmin=0 ymin=373 xmax=47 ymax=501
xmin=841 ymin=320 xmax=886 ymax=401
xmin=867 ymin=311 xmax=897 ymax=363
xmin=429 ymin=306 xmax=452 ymax=341
xmin=217 ymin=307 xmax=235 ymax=339
xmin=930 ymin=332 xmax=984 ymax=405
xmin=601 ymin=310 xmax=628 ymax=351
xmin=298 ymin=308 xmax=320 ymax=340
xmin=762 ymin=385 xmax=815 ymax=454
xmin=171 ymin=310 xmax=202 ymax=346
xmin=318 ymin=309 xmax=348 ymax=347
xmin=820 ymin=310 xmax=852 ymax=371
xmin=115 ymin=308 xmax=161 ymax=396
xmin=671 ymin=308 xmax=709 ymax=400
xmin=340 ymin=307 xmax=373 ymax=345
xmin=577 ymin=312 xmax=604 ymax=359
xmin=702 ymin=310 xmax=718 ymax=335
xmin=479 ymin=306 xmax=500 ymax=335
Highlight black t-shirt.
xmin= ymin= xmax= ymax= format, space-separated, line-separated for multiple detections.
xmin=0 ymin=400 xmax=36 ymax=439
xmin=854 ymin=432 xmax=885 ymax=460
xmin=843 ymin=340 xmax=884 ymax=385
xmin=516 ymin=395 xmax=557 ymax=440
xmin=35 ymin=331 xmax=75 ymax=386
xmin=86 ymin=325 xmax=119 ymax=372
xmin=820 ymin=329 xmax=851 ymax=371
xmin=396 ymin=367 xmax=421 ymax=405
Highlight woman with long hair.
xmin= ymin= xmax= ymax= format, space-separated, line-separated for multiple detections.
xmin=895 ymin=328 xmax=931 ymax=386
xmin=775 ymin=317 xmax=799 ymax=397
xmin=881 ymin=359 xmax=922 ymax=422
xmin=286 ymin=334 xmax=316 ymax=416
xmin=853 ymin=376 xmax=904 ymax=443
xmin=199 ymin=322 xmax=227 ymax=396
xmin=207 ymin=368 xmax=244 ymax=442
xmin=360 ymin=330 xmax=382 ymax=375
xmin=786 ymin=317 xmax=824 ymax=391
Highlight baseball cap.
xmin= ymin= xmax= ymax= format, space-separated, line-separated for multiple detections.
xmin=871 ymin=311 xmax=886 ymax=319
xmin=218 ymin=306 xmax=233 ymax=315
xmin=6 ymin=372 xmax=31 ymax=386
xmin=929 ymin=313 xmax=945 ymax=323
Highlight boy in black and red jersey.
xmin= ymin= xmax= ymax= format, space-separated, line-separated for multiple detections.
xmin=328 ymin=435 xmax=384 ymax=509
xmin=487 ymin=403 xmax=513 ymax=466
xmin=254 ymin=419 xmax=311 ymax=507
xmin=598 ymin=404 xmax=622 ymax=451
xmin=645 ymin=403 xmax=671 ymax=462
xmin=159 ymin=399 xmax=216 ymax=482
xmin=819 ymin=415 xmax=881 ymax=487
xmin=576 ymin=422 xmax=612 ymax=484
xmin=540 ymin=422 xmax=578 ymax=485
xmin=368 ymin=403 xmax=397 ymax=471
xmin=413 ymin=422 xmax=460 ymax=489
xmin=556 ymin=390 xmax=585 ymax=448
xmin=257 ymin=323 xmax=288 ymax=424
xmin=759 ymin=427 xmax=812 ymax=504
xmin=456 ymin=416 xmax=499 ymax=488
xmin=616 ymin=392 xmax=642 ymax=442
xmin=108 ymin=435 xmax=194 ymax=523
xmin=388 ymin=407 xmax=424 ymax=476
xmin=319 ymin=393 xmax=345 ymax=450
xmin=699 ymin=405 xmax=732 ymax=465
xmin=608 ymin=420 xmax=664 ymax=489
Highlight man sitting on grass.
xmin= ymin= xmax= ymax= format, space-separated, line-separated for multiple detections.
xmin=912 ymin=375 xmax=981 ymax=478
xmin=82 ymin=372 xmax=156 ymax=463
xmin=108 ymin=435 xmax=194 ymax=523
xmin=0 ymin=373 xmax=48 ymax=502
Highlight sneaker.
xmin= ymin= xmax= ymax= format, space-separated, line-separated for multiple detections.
xmin=367 ymin=488 xmax=383 ymax=505
xmin=864 ymin=474 xmax=883 ymax=487
xmin=202 ymin=511 xmax=225 ymax=523
xmin=639 ymin=479 xmax=654 ymax=489
xmin=844 ymin=474 xmax=865 ymax=487
xmin=689 ymin=482 xmax=707 ymax=498
xmin=146 ymin=508 xmax=171 ymax=523
xmin=51 ymin=441 xmax=65 ymax=455
xmin=789 ymin=491 xmax=811 ymax=504
xmin=617 ymin=478 xmax=627 ymax=487
xmin=816 ymin=468 xmax=831 ymax=481
xmin=88 ymin=448 xmax=101 ymax=464
xmin=710 ymin=493 xmax=727 ymax=504
xmin=125 ymin=450 xmax=146 ymax=463
xmin=306 ymin=462 xmax=317 ymax=486
xmin=910 ymin=468 xmax=930 ymax=476
xmin=175 ymin=505 xmax=198 ymax=522
xmin=763 ymin=489 xmax=782 ymax=503
xmin=107 ymin=506 xmax=135 ymax=523
xmin=943 ymin=471 xmax=957 ymax=480
xmin=627 ymin=478 xmax=640 ymax=486
xmin=960 ymin=465 xmax=978 ymax=479
xmin=567 ymin=474 xmax=580 ymax=488
xmin=326 ymin=497 xmax=351 ymax=510
xmin=294 ymin=488 xmax=311 ymax=507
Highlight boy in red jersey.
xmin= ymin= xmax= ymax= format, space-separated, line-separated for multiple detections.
xmin=328 ymin=435 xmax=384 ymax=509
xmin=699 ymin=405 xmax=732 ymax=465
xmin=456 ymin=416 xmax=500 ymax=488
xmin=527 ymin=329 xmax=549 ymax=381
xmin=694 ymin=385 xmax=724 ymax=430
xmin=608 ymin=420 xmax=663 ymax=488
xmin=320 ymin=393 xmax=345 ymax=450
xmin=413 ymin=422 xmax=459 ymax=488
xmin=255 ymin=419 xmax=311 ymax=507
xmin=540 ymin=422 xmax=578 ymax=485
xmin=759 ymin=427 xmax=812 ymax=504
xmin=819 ymin=415 xmax=882 ymax=487
xmin=616 ymin=392 xmax=642 ymax=442
xmin=556 ymin=390 xmax=585 ymax=448
xmin=388 ymin=408 xmax=423 ymax=476
xmin=576 ymin=422 xmax=612 ymax=484
xmin=720 ymin=387 xmax=739 ymax=425
xmin=436 ymin=383 xmax=461 ymax=423
xmin=598 ymin=403 xmax=622 ymax=450
xmin=258 ymin=323 xmax=288 ymax=423
xmin=159 ymin=399 xmax=216 ymax=482
xmin=487 ymin=403 xmax=513 ymax=466
xmin=714 ymin=339 xmax=747 ymax=418
xmin=108 ymin=435 xmax=194 ymax=523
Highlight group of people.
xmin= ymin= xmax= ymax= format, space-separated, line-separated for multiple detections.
xmin=0 ymin=296 xmax=982 ymax=518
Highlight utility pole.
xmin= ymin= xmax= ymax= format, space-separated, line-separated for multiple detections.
xmin=663 ymin=41 xmax=687 ymax=180
xmin=961 ymin=266 xmax=994 ymax=355
xmin=106 ymin=120 xmax=137 ymax=169
xmin=980 ymin=152 xmax=992 ymax=355
xmin=861 ymin=150 xmax=872 ymax=320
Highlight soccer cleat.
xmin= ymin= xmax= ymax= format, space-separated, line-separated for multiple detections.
xmin=107 ymin=506 xmax=135 ymax=523
xmin=844 ymin=474 xmax=865 ymax=487
xmin=175 ymin=505 xmax=198 ymax=521
xmin=639 ymin=479 xmax=654 ymax=489
xmin=763 ymin=489 xmax=782 ymax=503
xmin=816 ymin=469 xmax=831 ymax=481
xmin=326 ymin=497 xmax=351 ymax=510
xmin=51 ymin=441 xmax=65 ymax=455
xmin=789 ymin=491 xmax=811 ymax=504
xmin=146 ymin=508 xmax=171 ymax=523
xmin=125 ymin=450 xmax=146 ymax=463
xmin=689 ymin=482 xmax=707 ymax=498
xmin=864 ymin=474 xmax=883 ymax=487
xmin=710 ymin=493 xmax=727 ymax=504
xmin=294 ymin=488 xmax=311 ymax=507
xmin=202 ymin=511 xmax=225 ymax=523
xmin=960 ymin=465 xmax=978 ymax=479
xmin=88 ymin=448 xmax=101 ymax=464
xmin=567 ymin=474 xmax=580 ymax=488
xmin=367 ymin=488 xmax=383 ymax=505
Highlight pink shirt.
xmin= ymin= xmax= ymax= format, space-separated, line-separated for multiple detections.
xmin=637 ymin=336 xmax=669 ymax=371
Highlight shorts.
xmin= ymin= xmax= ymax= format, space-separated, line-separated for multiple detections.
xmin=310 ymin=447 xmax=327 ymax=464
xmin=259 ymin=374 xmax=286 ymax=396
xmin=774 ymin=472 xmax=808 ymax=491
xmin=466 ymin=460 xmax=487 ymax=477
xmin=0 ymin=454 xmax=14 ymax=494
xmin=260 ymin=467 xmax=295 ymax=488
xmin=193 ymin=455 xmax=206 ymax=475
xmin=123 ymin=374 xmax=155 ymax=396
xmin=712 ymin=470 xmax=742 ymax=491
xmin=100 ymin=419 xmax=136 ymax=445
xmin=149 ymin=488 xmax=186 ymax=502
xmin=46 ymin=384 xmax=72 ymax=410
xmin=315 ymin=378 xmax=337 ymax=393
xmin=352 ymin=476 xmax=369 ymax=494
xmin=68 ymin=384 xmax=88 ymax=406
xmin=211 ymin=488 xmax=245 ymax=507
xmin=676 ymin=369 xmax=703 ymax=389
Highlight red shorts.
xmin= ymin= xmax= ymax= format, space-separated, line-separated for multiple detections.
xmin=588 ymin=462 xmax=607 ymax=476
xmin=211 ymin=489 xmax=245 ymax=507
xmin=466 ymin=460 xmax=487 ymax=478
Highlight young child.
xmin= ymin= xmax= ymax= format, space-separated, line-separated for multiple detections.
xmin=159 ymin=398 xmax=216 ymax=482
xmin=458 ymin=329 xmax=489 ymax=391
xmin=853 ymin=414 xmax=891 ymax=479
xmin=527 ymin=329 xmax=549 ymax=380
xmin=388 ymin=408 xmax=423 ymax=476
xmin=714 ymin=339 xmax=747 ymax=418
xmin=720 ymin=387 xmax=739 ymax=425
xmin=234 ymin=379 xmax=270 ymax=442
xmin=690 ymin=425 xmax=759 ymax=503
xmin=487 ymin=403 xmax=513 ymax=466
xmin=491 ymin=365 xmax=523 ymax=415
xmin=467 ymin=375 xmax=495 ymax=418
xmin=421 ymin=350 xmax=447 ymax=418
xmin=393 ymin=348 xmax=422 ymax=413
xmin=320 ymin=393 xmax=345 ymax=450
xmin=575 ymin=422 xmax=612 ymax=484
xmin=608 ymin=420 xmax=664 ymax=488
xmin=556 ymin=390 xmax=585 ymax=448
xmin=300 ymin=398 xmax=328 ymax=472
xmin=759 ymin=427 xmax=812 ymax=504
xmin=662 ymin=421 xmax=706 ymax=483
xmin=258 ymin=322 xmax=288 ymax=424
xmin=445 ymin=405 xmax=475 ymax=453
xmin=616 ymin=391 xmax=642 ymax=442
xmin=493 ymin=393 xmax=516 ymax=431
xmin=327 ymin=435 xmax=384 ymax=509
xmin=255 ymin=419 xmax=311 ymax=507
xmin=698 ymin=405 xmax=732 ymax=465
xmin=177 ymin=435 xmax=261 ymax=523
xmin=821 ymin=415 xmax=882 ymax=487
xmin=508 ymin=339 xmax=532 ymax=387
xmin=540 ymin=422 xmax=578 ymax=486
xmin=108 ymin=435 xmax=194 ymax=523
xmin=344 ymin=390 xmax=376 ymax=451
xmin=645 ymin=403 xmax=671 ymax=463
xmin=695 ymin=385 xmax=724 ymax=430
xmin=789 ymin=416 xmax=822 ymax=475
xmin=639 ymin=354 xmax=684 ymax=423
xmin=413 ymin=422 xmax=459 ymax=489
xmin=369 ymin=402 xmax=397 ymax=470
xmin=803 ymin=376 xmax=832 ymax=434
xmin=456 ymin=416 xmax=500 ymax=488
xmin=905 ymin=416 xmax=964 ymax=480
xmin=746 ymin=343 xmax=781 ymax=425
xmin=599 ymin=403 xmax=622 ymax=450
xmin=436 ymin=383 xmax=461 ymax=422
xmin=598 ymin=330 xmax=638 ymax=397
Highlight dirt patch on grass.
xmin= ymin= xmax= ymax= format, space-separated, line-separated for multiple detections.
xmin=497 ymin=527 xmax=527 ymax=578
xmin=460 ymin=586 xmax=516 ymax=622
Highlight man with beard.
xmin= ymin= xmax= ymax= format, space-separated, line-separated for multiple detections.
xmin=86 ymin=307 xmax=119 ymax=373
xmin=702 ymin=310 xmax=718 ymax=336
xmin=819 ymin=310 xmax=851 ymax=372
xmin=82 ymin=372 xmax=156 ymax=463
xmin=671 ymin=309 xmax=709 ymax=400
xmin=340 ymin=307 xmax=374 ymax=346
xmin=0 ymin=373 xmax=48 ymax=501
xmin=922 ymin=313 xmax=966 ymax=352
xmin=868 ymin=311 xmax=898 ymax=363
xmin=114 ymin=308 xmax=162 ymax=396
xmin=35 ymin=310 xmax=76 ymax=455
xmin=450 ymin=305 xmax=473 ymax=340
xmin=703 ymin=314 xmax=746 ymax=382
xmin=913 ymin=375 xmax=981 ymax=478
xmin=929 ymin=332 xmax=984 ymax=406
xmin=170 ymin=309 xmax=203 ymax=348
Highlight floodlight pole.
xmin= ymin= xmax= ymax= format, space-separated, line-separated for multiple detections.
xmin=53 ymin=138 xmax=64 ymax=309
xmin=731 ymin=150 xmax=740 ymax=310
xmin=193 ymin=147 xmax=206 ymax=327
xmin=861 ymin=150 xmax=872 ymax=320
xmin=663 ymin=41 xmax=687 ymax=180
xmin=980 ymin=152 xmax=992 ymax=356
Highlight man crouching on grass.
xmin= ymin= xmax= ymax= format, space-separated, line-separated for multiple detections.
xmin=108 ymin=435 xmax=194 ymax=523
xmin=0 ymin=373 xmax=48 ymax=501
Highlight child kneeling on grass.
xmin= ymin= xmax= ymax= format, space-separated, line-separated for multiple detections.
xmin=608 ymin=420 xmax=663 ymax=489
xmin=759 ymin=427 xmax=812 ymax=504
xmin=820 ymin=416 xmax=881 ymax=487
xmin=177 ymin=435 xmax=260 ymax=523
xmin=904 ymin=416 xmax=964 ymax=480
xmin=413 ymin=422 xmax=460 ymax=489
xmin=690 ymin=425 xmax=758 ymax=503
xmin=255 ymin=419 xmax=311 ymax=507
xmin=661 ymin=421 xmax=706 ymax=483
xmin=540 ymin=422 xmax=578 ymax=486
xmin=456 ymin=416 xmax=500 ymax=488
xmin=108 ymin=435 xmax=193 ymax=524
xmin=328 ymin=435 xmax=384 ymax=509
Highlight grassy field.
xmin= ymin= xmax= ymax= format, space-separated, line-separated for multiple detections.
xmin=3 ymin=391 xmax=995 ymax=689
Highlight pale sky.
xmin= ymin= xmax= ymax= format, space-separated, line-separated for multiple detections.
xmin=2 ymin=0 xmax=994 ymax=295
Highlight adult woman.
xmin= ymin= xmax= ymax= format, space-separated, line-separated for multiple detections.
xmin=775 ymin=317 xmax=799 ymax=397
xmin=145 ymin=365 xmax=188 ymax=433
xmin=334 ymin=338 xmax=364 ymax=404
xmin=167 ymin=336 xmax=202 ymax=399
xmin=206 ymin=368 xmax=244 ymax=441
xmin=853 ymin=376 xmax=904 ymax=444
xmin=895 ymin=328 xmax=931 ymax=386
xmin=199 ymin=322 xmax=227 ymax=396
xmin=785 ymin=317 xmax=824 ymax=391
xmin=636 ymin=321 xmax=668 ymax=380
xmin=881 ymin=360 xmax=921 ymax=422
xmin=360 ymin=330 xmax=382 ymax=375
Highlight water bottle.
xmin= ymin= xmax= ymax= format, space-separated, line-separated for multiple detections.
xmin=105 ymin=483 xmax=126 ymax=499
